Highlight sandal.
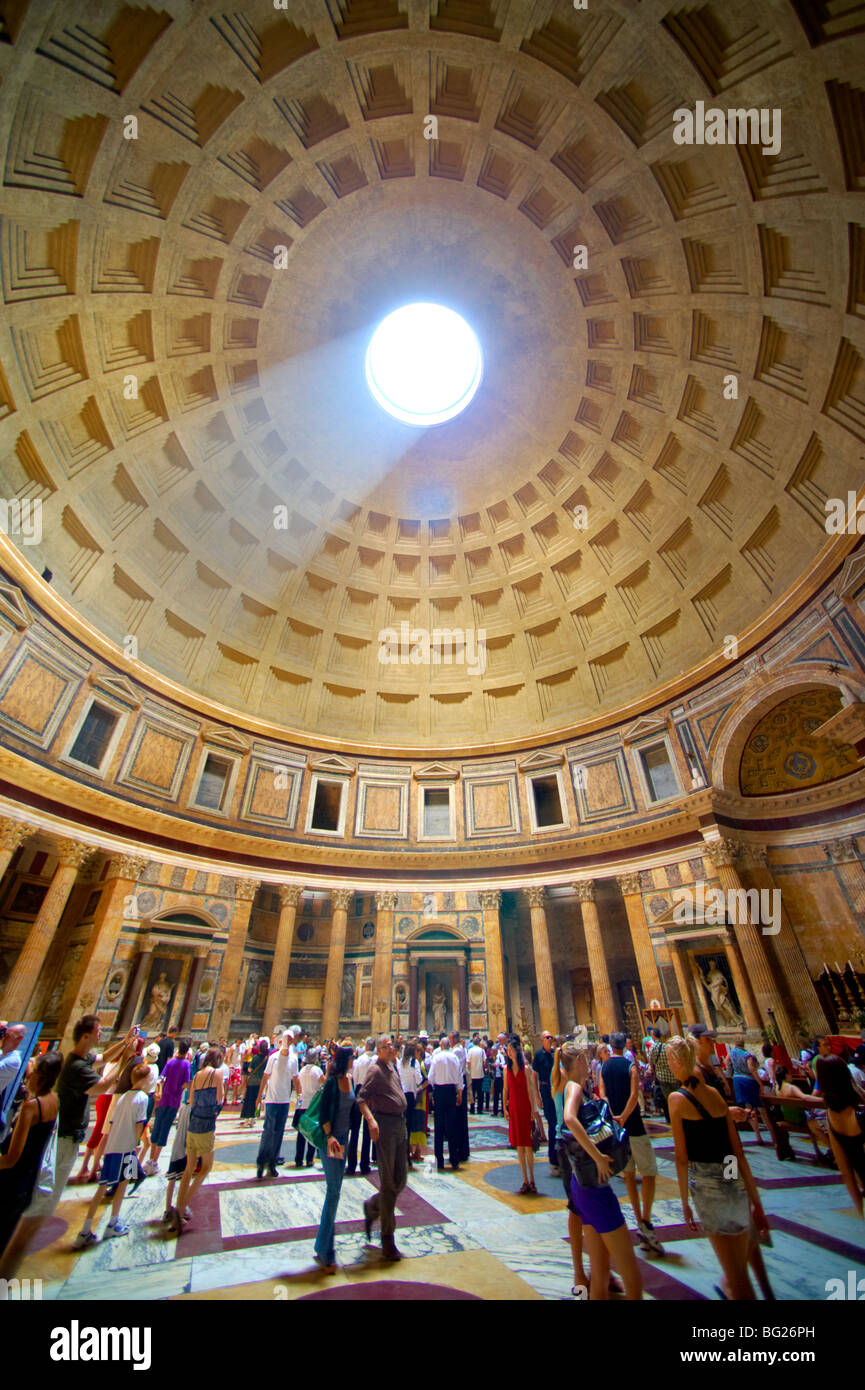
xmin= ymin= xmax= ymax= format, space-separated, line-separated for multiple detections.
xmin=528 ymin=1181 xmax=538 ymax=1194
xmin=517 ymin=1182 xmax=531 ymax=1195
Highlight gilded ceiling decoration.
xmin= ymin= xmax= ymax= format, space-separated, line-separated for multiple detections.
xmin=0 ymin=0 xmax=863 ymax=748
xmin=738 ymin=688 xmax=860 ymax=796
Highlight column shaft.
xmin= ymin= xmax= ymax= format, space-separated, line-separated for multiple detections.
xmin=2 ymin=840 xmax=90 ymax=1019
xmin=706 ymin=839 xmax=797 ymax=1051
xmin=671 ymin=941 xmax=700 ymax=1023
xmin=458 ymin=955 xmax=469 ymax=1031
xmin=523 ymin=887 xmax=559 ymax=1034
xmin=180 ymin=949 xmax=209 ymax=1034
xmin=480 ymin=889 xmax=507 ymax=1038
xmin=408 ymin=962 xmax=419 ymax=1032
xmin=617 ymin=874 xmax=664 ymax=1004
xmin=115 ymin=940 xmax=154 ymax=1034
xmin=59 ymin=854 xmax=148 ymax=1050
xmin=742 ymin=849 xmax=828 ymax=1036
xmin=263 ymin=886 xmax=302 ymax=1038
xmin=372 ymin=891 xmax=397 ymax=1035
xmin=575 ymin=882 xmax=616 ymax=1034
xmin=211 ymin=879 xmax=260 ymax=1039
xmin=321 ymin=889 xmax=352 ymax=1039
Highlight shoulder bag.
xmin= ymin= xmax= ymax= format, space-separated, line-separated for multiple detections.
xmin=297 ymin=1086 xmax=326 ymax=1152
xmin=562 ymin=1096 xmax=630 ymax=1189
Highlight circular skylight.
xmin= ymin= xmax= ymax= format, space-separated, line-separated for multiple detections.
xmin=365 ymin=302 xmax=483 ymax=426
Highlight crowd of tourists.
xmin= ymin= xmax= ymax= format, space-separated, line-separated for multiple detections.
xmin=0 ymin=1011 xmax=864 ymax=1300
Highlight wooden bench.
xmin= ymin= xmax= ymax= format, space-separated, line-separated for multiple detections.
xmin=758 ymin=1090 xmax=832 ymax=1164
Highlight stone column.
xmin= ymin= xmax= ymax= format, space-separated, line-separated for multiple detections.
xmin=263 ymin=885 xmax=303 ymax=1038
xmin=574 ymin=881 xmax=616 ymax=1034
xmin=180 ymin=945 xmax=209 ymax=1034
xmin=372 ymin=890 xmax=398 ymax=1035
xmin=458 ymin=953 xmax=469 ymax=1031
xmin=617 ymin=872 xmax=664 ymax=1005
xmin=1 ymin=839 xmax=92 ymax=1019
xmin=321 ymin=888 xmax=353 ymax=1039
xmin=826 ymin=838 xmax=865 ymax=937
xmin=408 ymin=961 xmax=419 ymax=1032
xmin=59 ymin=853 xmax=148 ymax=1050
xmin=211 ymin=878 xmax=260 ymax=1040
xmin=703 ymin=837 xmax=797 ymax=1051
xmin=671 ymin=940 xmax=700 ymax=1023
xmin=522 ymin=885 xmax=559 ymax=1034
xmin=115 ymin=933 xmax=155 ymax=1034
xmin=740 ymin=844 xmax=829 ymax=1035
xmin=0 ymin=818 xmax=29 ymax=885
xmin=480 ymin=889 xmax=507 ymax=1038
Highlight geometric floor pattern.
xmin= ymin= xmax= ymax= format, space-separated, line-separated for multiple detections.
xmin=19 ymin=1106 xmax=865 ymax=1301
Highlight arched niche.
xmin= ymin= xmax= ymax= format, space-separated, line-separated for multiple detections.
xmin=709 ymin=671 xmax=864 ymax=794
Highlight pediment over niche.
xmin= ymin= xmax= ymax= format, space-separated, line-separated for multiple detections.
xmin=201 ymin=724 xmax=250 ymax=752
xmin=518 ymin=748 xmax=564 ymax=772
xmin=309 ymin=752 xmax=355 ymax=776
xmin=88 ymin=669 xmax=141 ymax=707
xmin=0 ymin=582 xmax=30 ymax=630
xmin=833 ymin=552 xmax=865 ymax=601
xmin=413 ymin=762 xmax=459 ymax=781
xmin=622 ymin=714 xmax=668 ymax=744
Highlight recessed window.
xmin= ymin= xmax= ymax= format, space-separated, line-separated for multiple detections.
xmin=310 ymin=778 xmax=344 ymax=832
xmin=195 ymin=754 xmax=232 ymax=811
xmin=423 ymin=786 xmax=452 ymax=838
xmin=640 ymin=743 xmax=679 ymax=803
xmin=530 ymin=774 xmax=565 ymax=828
xmin=68 ymin=702 xmax=117 ymax=770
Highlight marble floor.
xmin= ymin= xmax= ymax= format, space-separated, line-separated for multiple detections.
xmin=17 ymin=1106 xmax=865 ymax=1301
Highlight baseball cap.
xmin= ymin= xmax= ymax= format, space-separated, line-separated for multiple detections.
xmin=689 ymin=1023 xmax=716 ymax=1040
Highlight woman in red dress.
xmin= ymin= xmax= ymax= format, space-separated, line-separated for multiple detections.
xmin=504 ymin=1035 xmax=540 ymax=1194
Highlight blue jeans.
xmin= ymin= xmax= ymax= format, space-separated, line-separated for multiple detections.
xmin=314 ymin=1133 xmax=348 ymax=1263
xmin=257 ymin=1103 xmax=290 ymax=1171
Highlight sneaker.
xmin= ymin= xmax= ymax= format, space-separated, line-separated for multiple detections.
xmin=549 ymin=1165 xmax=561 ymax=1177
xmin=637 ymin=1219 xmax=665 ymax=1255
xmin=73 ymin=1229 xmax=99 ymax=1250
xmin=142 ymin=1161 xmax=159 ymax=1177
xmin=104 ymin=1221 xmax=130 ymax=1239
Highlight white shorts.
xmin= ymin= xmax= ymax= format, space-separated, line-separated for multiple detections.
xmin=624 ymin=1133 xmax=658 ymax=1178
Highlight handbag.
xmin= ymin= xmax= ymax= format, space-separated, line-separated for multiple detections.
xmin=297 ymin=1088 xmax=326 ymax=1152
xmin=563 ymin=1097 xmax=630 ymax=1189
xmin=530 ymin=1116 xmax=543 ymax=1153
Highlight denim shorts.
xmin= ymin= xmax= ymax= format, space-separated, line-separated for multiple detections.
xmin=688 ymin=1161 xmax=750 ymax=1234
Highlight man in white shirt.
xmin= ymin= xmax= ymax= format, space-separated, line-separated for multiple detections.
xmin=256 ymin=1032 xmax=299 ymax=1179
xmin=467 ymin=1037 xmax=487 ymax=1115
xmin=428 ymin=1037 xmax=463 ymax=1171
xmin=0 ymin=1023 xmax=25 ymax=1117
xmin=346 ymin=1037 xmax=377 ymax=1176
xmin=450 ymin=1030 xmax=471 ymax=1162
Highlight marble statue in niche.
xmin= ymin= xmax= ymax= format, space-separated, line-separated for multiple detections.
xmin=698 ymin=956 xmax=743 ymax=1029
xmin=341 ymin=964 xmax=357 ymax=1016
xmin=141 ymin=971 xmax=172 ymax=1030
xmin=432 ymin=981 xmax=447 ymax=1035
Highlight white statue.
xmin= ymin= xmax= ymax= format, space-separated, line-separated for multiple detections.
xmin=701 ymin=959 xmax=742 ymax=1029
xmin=432 ymin=982 xmax=447 ymax=1035
xmin=141 ymin=971 xmax=172 ymax=1030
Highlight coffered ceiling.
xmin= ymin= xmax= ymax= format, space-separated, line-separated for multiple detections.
xmin=0 ymin=0 xmax=863 ymax=748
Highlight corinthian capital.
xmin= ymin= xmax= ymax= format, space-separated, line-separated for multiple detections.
xmin=331 ymin=888 xmax=353 ymax=913
xmin=825 ymin=838 xmax=859 ymax=865
xmin=0 ymin=818 xmax=29 ymax=853
xmin=479 ymin=889 xmax=502 ymax=911
xmin=56 ymin=838 xmax=93 ymax=870
xmin=278 ymin=884 xmax=304 ymax=910
xmin=617 ymin=872 xmax=641 ymax=896
xmin=702 ymin=838 xmax=740 ymax=870
xmin=235 ymin=877 xmax=260 ymax=902
xmin=375 ymin=891 xmax=398 ymax=912
xmin=523 ymin=885 xmax=546 ymax=909
xmin=573 ymin=880 xmax=595 ymax=904
xmin=108 ymin=853 xmax=148 ymax=882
